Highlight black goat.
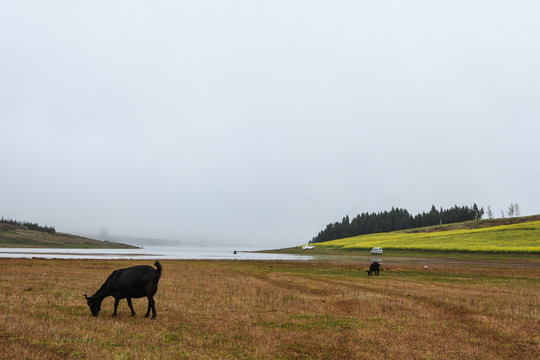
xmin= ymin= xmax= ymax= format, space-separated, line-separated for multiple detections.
xmin=84 ymin=261 xmax=162 ymax=318
xmin=366 ymin=261 xmax=380 ymax=276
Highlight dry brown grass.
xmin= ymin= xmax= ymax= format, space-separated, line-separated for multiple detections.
xmin=0 ymin=258 xmax=538 ymax=359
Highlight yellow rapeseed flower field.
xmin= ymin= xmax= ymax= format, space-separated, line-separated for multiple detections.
xmin=313 ymin=220 xmax=540 ymax=253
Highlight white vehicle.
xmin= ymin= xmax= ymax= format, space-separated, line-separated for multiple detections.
xmin=302 ymin=245 xmax=315 ymax=250
xmin=370 ymin=247 xmax=383 ymax=255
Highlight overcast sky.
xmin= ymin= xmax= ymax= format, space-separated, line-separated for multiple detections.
xmin=1 ymin=1 xmax=539 ymax=248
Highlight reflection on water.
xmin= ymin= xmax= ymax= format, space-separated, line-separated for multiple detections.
xmin=0 ymin=246 xmax=314 ymax=261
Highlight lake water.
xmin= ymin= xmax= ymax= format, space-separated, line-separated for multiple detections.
xmin=0 ymin=246 xmax=314 ymax=261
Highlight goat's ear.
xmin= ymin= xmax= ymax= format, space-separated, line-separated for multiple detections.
xmin=83 ymin=294 xmax=89 ymax=299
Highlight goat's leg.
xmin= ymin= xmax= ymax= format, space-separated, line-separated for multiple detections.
xmin=145 ymin=297 xmax=152 ymax=317
xmin=127 ymin=298 xmax=136 ymax=316
xmin=112 ymin=298 xmax=120 ymax=316
xmin=145 ymin=296 xmax=156 ymax=318
xmin=150 ymin=297 xmax=156 ymax=318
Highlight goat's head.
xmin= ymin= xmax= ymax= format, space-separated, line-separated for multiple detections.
xmin=84 ymin=294 xmax=102 ymax=316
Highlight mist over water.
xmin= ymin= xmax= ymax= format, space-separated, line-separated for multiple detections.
xmin=2 ymin=1 xmax=539 ymax=248
xmin=88 ymin=233 xmax=277 ymax=252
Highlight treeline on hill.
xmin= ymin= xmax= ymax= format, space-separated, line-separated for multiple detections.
xmin=310 ymin=204 xmax=484 ymax=244
xmin=0 ymin=217 xmax=56 ymax=234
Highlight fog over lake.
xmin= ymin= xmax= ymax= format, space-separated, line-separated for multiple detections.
xmin=1 ymin=1 xmax=539 ymax=249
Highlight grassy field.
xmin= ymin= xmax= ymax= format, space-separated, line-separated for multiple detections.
xmin=0 ymin=223 xmax=136 ymax=249
xmin=308 ymin=219 xmax=540 ymax=254
xmin=0 ymin=257 xmax=538 ymax=359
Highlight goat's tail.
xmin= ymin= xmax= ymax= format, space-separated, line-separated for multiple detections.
xmin=154 ymin=261 xmax=162 ymax=278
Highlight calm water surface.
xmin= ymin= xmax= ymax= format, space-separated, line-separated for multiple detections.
xmin=0 ymin=246 xmax=314 ymax=261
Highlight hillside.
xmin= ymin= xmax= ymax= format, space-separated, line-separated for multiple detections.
xmin=0 ymin=223 xmax=138 ymax=249
xmin=304 ymin=215 xmax=540 ymax=254
xmin=403 ymin=214 xmax=540 ymax=233
xmin=310 ymin=204 xmax=483 ymax=244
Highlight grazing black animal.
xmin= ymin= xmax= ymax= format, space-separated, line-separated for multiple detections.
xmin=84 ymin=261 xmax=162 ymax=318
xmin=366 ymin=261 xmax=380 ymax=276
